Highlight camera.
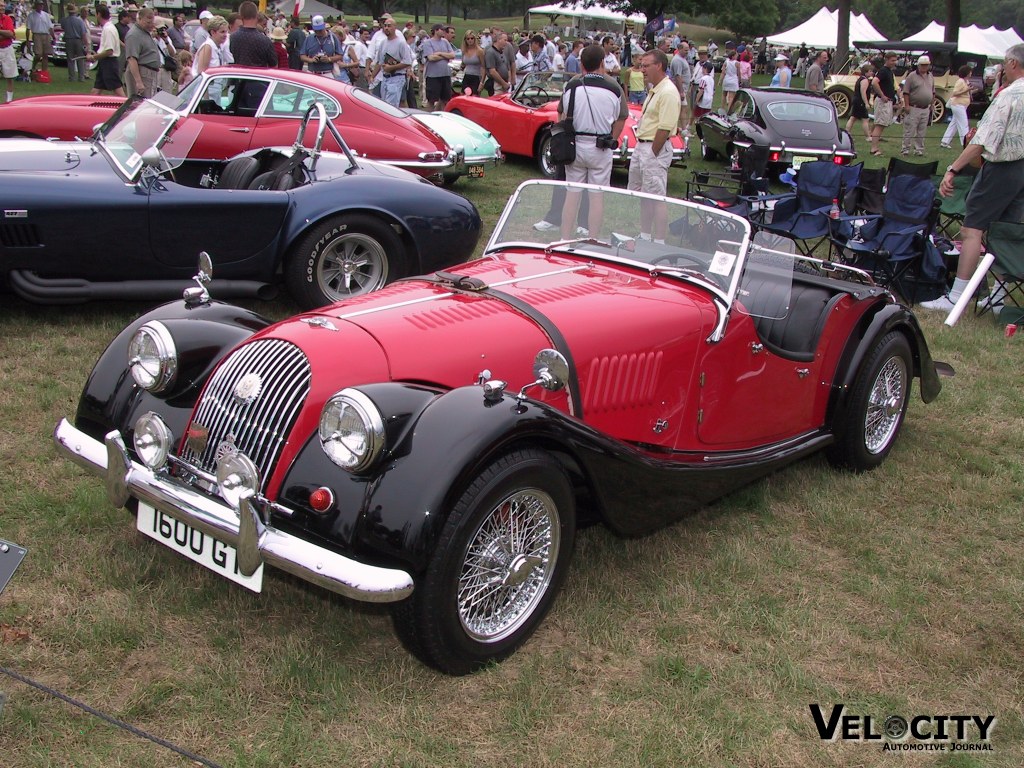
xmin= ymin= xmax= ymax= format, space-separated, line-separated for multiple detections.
xmin=596 ymin=134 xmax=618 ymax=150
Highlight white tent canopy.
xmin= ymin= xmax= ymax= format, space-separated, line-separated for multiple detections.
xmin=905 ymin=21 xmax=1024 ymax=59
xmin=766 ymin=7 xmax=885 ymax=49
xmin=528 ymin=2 xmax=646 ymax=29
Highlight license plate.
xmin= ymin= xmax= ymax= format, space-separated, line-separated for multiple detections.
xmin=792 ymin=155 xmax=815 ymax=170
xmin=468 ymin=164 xmax=485 ymax=178
xmin=137 ymin=503 xmax=263 ymax=592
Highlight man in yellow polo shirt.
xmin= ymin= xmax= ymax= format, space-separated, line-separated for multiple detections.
xmin=628 ymin=49 xmax=678 ymax=243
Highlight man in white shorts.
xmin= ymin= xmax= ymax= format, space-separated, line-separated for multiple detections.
xmin=558 ymin=43 xmax=628 ymax=239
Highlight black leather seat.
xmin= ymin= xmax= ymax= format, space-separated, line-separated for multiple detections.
xmin=217 ymin=156 xmax=261 ymax=190
xmin=741 ymin=268 xmax=840 ymax=360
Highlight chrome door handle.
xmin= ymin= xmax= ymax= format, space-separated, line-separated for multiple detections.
xmin=229 ymin=127 xmax=251 ymax=133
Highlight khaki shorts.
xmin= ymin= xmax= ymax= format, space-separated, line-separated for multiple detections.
xmin=627 ymin=141 xmax=673 ymax=196
xmin=874 ymin=99 xmax=895 ymax=127
xmin=31 ymin=32 xmax=53 ymax=59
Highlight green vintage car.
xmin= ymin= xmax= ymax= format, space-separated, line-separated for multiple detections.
xmin=405 ymin=108 xmax=504 ymax=186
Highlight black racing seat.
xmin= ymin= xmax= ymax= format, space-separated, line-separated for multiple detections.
xmin=217 ymin=156 xmax=261 ymax=190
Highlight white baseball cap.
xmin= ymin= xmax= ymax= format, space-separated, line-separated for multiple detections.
xmin=199 ymin=9 xmax=213 ymax=20
xmin=311 ymin=14 xmax=326 ymax=30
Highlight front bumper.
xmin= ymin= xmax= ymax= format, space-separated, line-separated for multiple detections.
xmin=53 ymin=418 xmax=415 ymax=603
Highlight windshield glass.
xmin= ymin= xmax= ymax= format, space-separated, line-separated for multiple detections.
xmin=95 ymin=94 xmax=184 ymax=180
xmin=513 ymin=71 xmax=572 ymax=105
xmin=487 ymin=181 xmax=754 ymax=301
xmin=765 ymin=101 xmax=833 ymax=123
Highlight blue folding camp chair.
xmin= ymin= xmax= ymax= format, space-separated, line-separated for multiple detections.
xmin=750 ymin=160 xmax=846 ymax=256
xmin=829 ymin=174 xmax=945 ymax=302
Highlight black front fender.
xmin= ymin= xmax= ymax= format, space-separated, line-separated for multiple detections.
xmin=74 ymin=300 xmax=272 ymax=443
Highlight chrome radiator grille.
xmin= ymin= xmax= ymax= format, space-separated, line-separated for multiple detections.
xmin=180 ymin=339 xmax=311 ymax=490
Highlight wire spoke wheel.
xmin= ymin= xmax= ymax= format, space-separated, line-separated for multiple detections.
xmin=864 ymin=355 xmax=908 ymax=454
xmin=458 ymin=488 xmax=560 ymax=643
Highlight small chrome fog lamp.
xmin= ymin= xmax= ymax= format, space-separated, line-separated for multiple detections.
xmin=216 ymin=452 xmax=260 ymax=510
xmin=133 ymin=412 xmax=172 ymax=469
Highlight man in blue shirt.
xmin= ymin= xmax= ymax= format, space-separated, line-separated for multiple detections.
xmin=564 ymin=40 xmax=582 ymax=74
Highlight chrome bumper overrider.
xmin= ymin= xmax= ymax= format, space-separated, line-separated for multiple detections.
xmin=53 ymin=418 xmax=414 ymax=603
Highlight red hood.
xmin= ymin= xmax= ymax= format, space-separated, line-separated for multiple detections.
xmin=247 ymin=251 xmax=716 ymax=493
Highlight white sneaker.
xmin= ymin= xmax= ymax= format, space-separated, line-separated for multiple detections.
xmin=576 ymin=226 xmax=589 ymax=236
xmin=918 ymin=294 xmax=958 ymax=312
xmin=977 ymin=291 xmax=1005 ymax=314
xmin=533 ymin=220 xmax=557 ymax=231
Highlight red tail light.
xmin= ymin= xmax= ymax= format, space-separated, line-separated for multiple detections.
xmin=833 ymin=155 xmax=846 ymax=165
xmin=769 ymin=151 xmax=780 ymax=162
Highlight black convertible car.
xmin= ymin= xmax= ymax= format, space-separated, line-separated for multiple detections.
xmin=0 ymin=96 xmax=481 ymax=309
xmin=696 ymin=88 xmax=856 ymax=172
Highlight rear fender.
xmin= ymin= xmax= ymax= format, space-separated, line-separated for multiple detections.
xmin=826 ymin=302 xmax=942 ymax=434
xmin=74 ymin=300 xmax=272 ymax=443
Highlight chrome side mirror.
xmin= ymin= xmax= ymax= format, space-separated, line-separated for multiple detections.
xmin=140 ymin=146 xmax=163 ymax=167
xmin=517 ymin=349 xmax=569 ymax=402
xmin=183 ymin=251 xmax=213 ymax=306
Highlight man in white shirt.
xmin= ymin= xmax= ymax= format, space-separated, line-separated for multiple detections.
xmin=601 ymin=35 xmax=620 ymax=79
xmin=559 ymin=43 xmax=627 ymax=239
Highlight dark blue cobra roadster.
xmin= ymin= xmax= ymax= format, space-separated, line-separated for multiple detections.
xmin=0 ymin=96 xmax=481 ymax=309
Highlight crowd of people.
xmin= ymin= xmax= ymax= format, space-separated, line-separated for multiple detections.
xmin=4 ymin=7 xmax=1021 ymax=317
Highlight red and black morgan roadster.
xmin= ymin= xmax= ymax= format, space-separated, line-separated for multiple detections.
xmin=54 ymin=181 xmax=948 ymax=674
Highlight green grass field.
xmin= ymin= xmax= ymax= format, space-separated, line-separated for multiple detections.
xmin=1 ymin=30 xmax=1022 ymax=768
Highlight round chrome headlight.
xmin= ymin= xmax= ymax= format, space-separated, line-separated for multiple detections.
xmin=128 ymin=321 xmax=177 ymax=393
xmin=133 ymin=412 xmax=172 ymax=469
xmin=216 ymin=452 xmax=260 ymax=510
xmin=319 ymin=389 xmax=385 ymax=472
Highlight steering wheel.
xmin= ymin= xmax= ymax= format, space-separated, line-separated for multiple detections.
xmin=520 ymin=86 xmax=552 ymax=108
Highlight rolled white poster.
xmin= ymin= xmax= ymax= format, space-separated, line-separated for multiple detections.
xmin=945 ymin=252 xmax=996 ymax=327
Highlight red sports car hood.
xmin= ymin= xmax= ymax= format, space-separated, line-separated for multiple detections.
xmin=254 ymin=251 xmax=716 ymax=450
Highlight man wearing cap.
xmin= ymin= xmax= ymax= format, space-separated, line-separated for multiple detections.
xmin=27 ymin=0 xmax=53 ymax=75
xmin=480 ymin=28 xmax=491 ymax=49
xmin=192 ymin=10 xmax=214 ymax=54
xmin=86 ymin=4 xmax=124 ymax=96
xmin=301 ymin=15 xmax=343 ymax=77
xmin=421 ymin=22 xmax=455 ymax=111
xmin=0 ymin=3 xmax=15 ymax=101
xmin=901 ymin=55 xmax=934 ymax=156
xmin=230 ymin=0 xmax=275 ymax=67
xmin=60 ymin=4 xmax=90 ymax=82
xmin=371 ymin=17 xmax=412 ymax=107
xmin=154 ymin=21 xmax=177 ymax=93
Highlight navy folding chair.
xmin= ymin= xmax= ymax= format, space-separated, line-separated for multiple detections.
xmin=829 ymin=174 xmax=944 ymax=302
xmin=751 ymin=160 xmax=845 ymax=256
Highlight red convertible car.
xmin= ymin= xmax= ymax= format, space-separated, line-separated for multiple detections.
xmin=0 ymin=67 xmax=501 ymax=184
xmin=446 ymin=71 xmax=688 ymax=177
xmin=54 ymin=181 xmax=947 ymax=675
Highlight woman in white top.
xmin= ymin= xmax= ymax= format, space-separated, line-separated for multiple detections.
xmin=719 ymin=50 xmax=739 ymax=110
xmin=192 ymin=16 xmax=228 ymax=78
